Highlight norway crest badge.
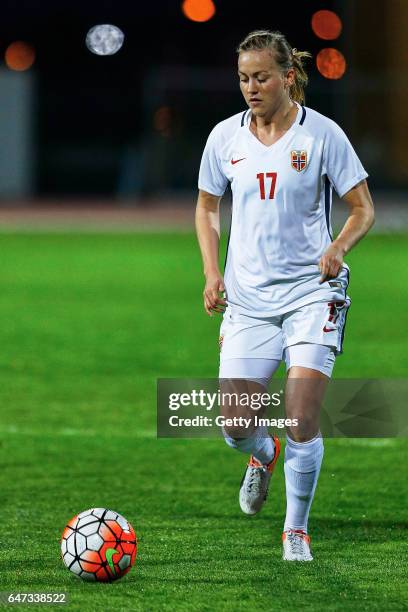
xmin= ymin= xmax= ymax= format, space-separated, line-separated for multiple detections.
xmin=291 ymin=150 xmax=307 ymax=172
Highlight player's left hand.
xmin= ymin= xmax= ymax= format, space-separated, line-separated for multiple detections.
xmin=318 ymin=242 xmax=345 ymax=283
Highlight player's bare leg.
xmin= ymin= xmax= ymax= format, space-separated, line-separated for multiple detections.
xmin=282 ymin=367 xmax=328 ymax=561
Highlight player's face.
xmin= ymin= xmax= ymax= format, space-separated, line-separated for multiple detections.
xmin=238 ymin=49 xmax=293 ymax=117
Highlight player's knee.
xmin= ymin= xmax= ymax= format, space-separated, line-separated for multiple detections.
xmin=288 ymin=418 xmax=318 ymax=441
xmin=286 ymin=409 xmax=319 ymax=441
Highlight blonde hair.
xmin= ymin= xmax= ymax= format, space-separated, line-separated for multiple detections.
xmin=237 ymin=30 xmax=312 ymax=105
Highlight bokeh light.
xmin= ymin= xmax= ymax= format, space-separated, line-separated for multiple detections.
xmin=154 ymin=106 xmax=173 ymax=137
xmin=316 ymin=48 xmax=346 ymax=80
xmin=5 ymin=41 xmax=36 ymax=71
xmin=311 ymin=10 xmax=342 ymax=40
xmin=182 ymin=0 xmax=216 ymax=23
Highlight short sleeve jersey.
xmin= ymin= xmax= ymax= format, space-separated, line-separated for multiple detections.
xmin=198 ymin=102 xmax=368 ymax=316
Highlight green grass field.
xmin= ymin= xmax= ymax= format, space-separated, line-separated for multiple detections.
xmin=0 ymin=232 xmax=407 ymax=611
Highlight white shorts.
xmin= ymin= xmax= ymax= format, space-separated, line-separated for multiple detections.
xmin=219 ymin=300 xmax=350 ymax=378
xmin=219 ymin=345 xmax=336 ymax=381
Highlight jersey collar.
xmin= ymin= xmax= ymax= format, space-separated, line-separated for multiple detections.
xmin=242 ymin=101 xmax=306 ymax=128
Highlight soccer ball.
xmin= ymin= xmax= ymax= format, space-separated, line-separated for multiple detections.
xmin=85 ymin=24 xmax=125 ymax=56
xmin=61 ymin=508 xmax=137 ymax=582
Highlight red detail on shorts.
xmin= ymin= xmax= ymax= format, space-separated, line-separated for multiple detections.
xmin=323 ymin=301 xmax=345 ymax=332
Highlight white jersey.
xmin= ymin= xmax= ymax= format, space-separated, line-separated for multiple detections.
xmin=198 ymin=102 xmax=368 ymax=316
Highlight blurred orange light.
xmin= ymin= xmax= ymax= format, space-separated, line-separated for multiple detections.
xmin=5 ymin=41 xmax=36 ymax=71
xmin=154 ymin=106 xmax=172 ymax=137
xmin=182 ymin=0 xmax=216 ymax=23
xmin=316 ymin=48 xmax=346 ymax=80
xmin=311 ymin=10 xmax=342 ymax=40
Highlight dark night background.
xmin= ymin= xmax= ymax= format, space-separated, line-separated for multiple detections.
xmin=0 ymin=0 xmax=406 ymax=198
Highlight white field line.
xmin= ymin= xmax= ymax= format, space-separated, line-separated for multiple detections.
xmin=0 ymin=424 xmax=156 ymax=438
xmin=329 ymin=438 xmax=398 ymax=447
xmin=0 ymin=425 xmax=400 ymax=445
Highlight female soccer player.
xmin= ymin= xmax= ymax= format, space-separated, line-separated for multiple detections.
xmin=196 ymin=30 xmax=375 ymax=561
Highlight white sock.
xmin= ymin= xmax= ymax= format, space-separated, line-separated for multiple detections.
xmin=223 ymin=424 xmax=275 ymax=465
xmin=283 ymin=434 xmax=324 ymax=533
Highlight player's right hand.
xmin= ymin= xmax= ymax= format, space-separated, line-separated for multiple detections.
xmin=203 ymin=273 xmax=227 ymax=316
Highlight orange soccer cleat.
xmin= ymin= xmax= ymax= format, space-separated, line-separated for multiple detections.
xmin=239 ymin=435 xmax=281 ymax=515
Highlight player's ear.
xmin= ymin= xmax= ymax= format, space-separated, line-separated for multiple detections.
xmin=285 ymin=68 xmax=295 ymax=87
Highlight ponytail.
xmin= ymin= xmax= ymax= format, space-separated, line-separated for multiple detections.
xmin=291 ymin=49 xmax=312 ymax=104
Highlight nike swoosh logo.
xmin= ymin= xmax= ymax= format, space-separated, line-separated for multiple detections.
xmin=231 ymin=158 xmax=246 ymax=165
xmin=105 ymin=548 xmax=119 ymax=575
xmin=323 ymin=325 xmax=335 ymax=333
